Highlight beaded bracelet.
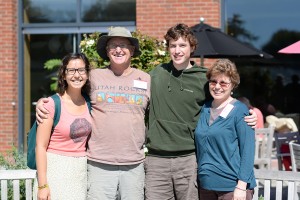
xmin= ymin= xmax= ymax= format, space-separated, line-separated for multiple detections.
xmin=235 ymin=186 xmax=247 ymax=191
xmin=38 ymin=184 xmax=49 ymax=190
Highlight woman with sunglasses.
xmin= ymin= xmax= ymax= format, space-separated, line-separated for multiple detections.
xmin=195 ymin=59 xmax=256 ymax=200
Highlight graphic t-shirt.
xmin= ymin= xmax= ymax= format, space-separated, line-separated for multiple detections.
xmin=87 ymin=68 xmax=151 ymax=165
xmin=45 ymin=95 xmax=92 ymax=157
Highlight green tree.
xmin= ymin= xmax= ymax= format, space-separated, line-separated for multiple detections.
xmin=227 ymin=14 xmax=258 ymax=44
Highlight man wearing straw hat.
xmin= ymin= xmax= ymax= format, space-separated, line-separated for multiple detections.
xmin=36 ymin=27 xmax=150 ymax=200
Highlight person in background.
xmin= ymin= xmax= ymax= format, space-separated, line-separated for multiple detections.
xmin=238 ymin=96 xmax=264 ymax=128
xmin=145 ymin=23 xmax=257 ymax=200
xmin=253 ymin=96 xmax=276 ymax=122
xmin=269 ymin=74 xmax=285 ymax=113
xmin=284 ymin=74 xmax=300 ymax=114
xmin=195 ymin=59 xmax=256 ymax=200
xmin=36 ymin=27 xmax=150 ymax=200
xmin=36 ymin=53 xmax=92 ymax=200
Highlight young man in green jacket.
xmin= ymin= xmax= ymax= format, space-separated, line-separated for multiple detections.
xmin=144 ymin=23 xmax=257 ymax=200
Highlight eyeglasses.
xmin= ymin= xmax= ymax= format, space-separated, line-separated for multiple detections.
xmin=65 ymin=67 xmax=87 ymax=75
xmin=209 ymin=80 xmax=231 ymax=88
xmin=107 ymin=43 xmax=133 ymax=50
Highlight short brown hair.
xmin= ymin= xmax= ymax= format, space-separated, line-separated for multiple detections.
xmin=57 ymin=53 xmax=91 ymax=95
xmin=206 ymin=59 xmax=240 ymax=89
xmin=164 ymin=23 xmax=198 ymax=53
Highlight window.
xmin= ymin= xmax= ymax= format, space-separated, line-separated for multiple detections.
xmin=23 ymin=0 xmax=77 ymax=23
xmin=82 ymin=0 xmax=136 ymax=22
xmin=20 ymin=0 xmax=136 ymax=145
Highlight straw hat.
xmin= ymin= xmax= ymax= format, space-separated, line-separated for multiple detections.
xmin=96 ymin=27 xmax=141 ymax=60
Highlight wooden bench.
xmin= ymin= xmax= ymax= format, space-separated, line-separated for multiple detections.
xmin=254 ymin=127 xmax=275 ymax=169
xmin=274 ymin=131 xmax=300 ymax=170
xmin=0 ymin=169 xmax=37 ymax=200
xmin=254 ymin=169 xmax=300 ymax=200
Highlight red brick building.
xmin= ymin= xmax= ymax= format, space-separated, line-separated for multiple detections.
xmin=136 ymin=0 xmax=220 ymax=40
xmin=0 ymin=0 xmax=221 ymax=153
xmin=0 ymin=1 xmax=18 ymax=152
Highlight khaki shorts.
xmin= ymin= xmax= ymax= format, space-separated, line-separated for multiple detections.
xmin=144 ymin=154 xmax=199 ymax=200
xmin=87 ymin=160 xmax=144 ymax=200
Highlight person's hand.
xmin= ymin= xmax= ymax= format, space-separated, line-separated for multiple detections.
xmin=244 ymin=109 xmax=257 ymax=129
xmin=36 ymin=98 xmax=49 ymax=124
xmin=233 ymin=187 xmax=246 ymax=200
xmin=38 ymin=187 xmax=51 ymax=200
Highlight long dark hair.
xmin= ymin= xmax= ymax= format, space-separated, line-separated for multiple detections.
xmin=57 ymin=53 xmax=91 ymax=95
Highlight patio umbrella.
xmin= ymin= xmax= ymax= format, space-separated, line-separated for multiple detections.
xmin=278 ymin=40 xmax=300 ymax=54
xmin=190 ymin=22 xmax=272 ymax=65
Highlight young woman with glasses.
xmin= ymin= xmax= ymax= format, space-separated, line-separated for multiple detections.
xmin=36 ymin=53 xmax=92 ymax=200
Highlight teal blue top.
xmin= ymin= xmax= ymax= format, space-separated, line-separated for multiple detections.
xmin=195 ymin=100 xmax=256 ymax=191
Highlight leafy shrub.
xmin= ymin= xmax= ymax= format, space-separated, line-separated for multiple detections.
xmin=79 ymin=30 xmax=170 ymax=72
xmin=45 ymin=30 xmax=170 ymax=91
xmin=43 ymin=59 xmax=61 ymax=91
xmin=0 ymin=146 xmax=28 ymax=200
xmin=131 ymin=30 xmax=170 ymax=72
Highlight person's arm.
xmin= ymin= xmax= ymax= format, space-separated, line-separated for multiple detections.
xmin=235 ymin=105 xmax=256 ymax=200
xmin=244 ymin=109 xmax=257 ymax=128
xmin=36 ymin=98 xmax=50 ymax=124
xmin=234 ymin=180 xmax=247 ymax=200
xmin=36 ymin=114 xmax=53 ymax=200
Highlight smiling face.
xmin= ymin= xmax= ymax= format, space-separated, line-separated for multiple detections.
xmin=168 ymin=37 xmax=194 ymax=70
xmin=64 ymin=58 xmax=88 ymax=91
xmin=209 ymin=74 xmax=233 ymax=103
xmin=106 ymin=37 xmax=135 ymax=68
xmin=206 ymin=59 xmax=240 ymax=105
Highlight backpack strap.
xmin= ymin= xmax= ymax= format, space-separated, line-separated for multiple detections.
xmin=82 ymin=93 xmax=92 ymax=114
xmin=26 ymin=93 xmax=61 ymax=170
xmin=50 ymin=94 xmax=61 ymax=129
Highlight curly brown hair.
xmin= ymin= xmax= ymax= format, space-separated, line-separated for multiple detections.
xmin=164 ymin=23 xmax=198 ymax=53
xmin=57 ymin=53 xmax=91 ymax=95
xmin=206 ymin=59 xmax=240 ymax=89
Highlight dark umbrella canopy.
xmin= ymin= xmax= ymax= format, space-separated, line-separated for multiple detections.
xmin=190 ymin=22 xmax=273 ymax=59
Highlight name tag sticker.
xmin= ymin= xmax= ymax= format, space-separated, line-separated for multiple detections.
xmin=220 ymin=104 xmax=234 ymax=118
xmin=134 ymin=80 xmax=147 ymax=90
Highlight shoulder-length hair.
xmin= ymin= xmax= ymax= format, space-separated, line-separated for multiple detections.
xmin=57 ymin=53 xmax=91 ymax=95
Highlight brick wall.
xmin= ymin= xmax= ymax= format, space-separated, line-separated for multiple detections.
xmin=136 ymin=0 xmax=220 ymax=67
xmin=0 ymin=1 xmax=18 ymax=152
xmin=136 ymin=0 xmax=220 ymax=39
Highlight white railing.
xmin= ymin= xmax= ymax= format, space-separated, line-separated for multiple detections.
xmin=0 ymin=169 xmax=37 ymax=200
xmin=254 ymin=169 xmax=300 ymax=200
xmin=1 ymin=169 xmax=300 ymax=200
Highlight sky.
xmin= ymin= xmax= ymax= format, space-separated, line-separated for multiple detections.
xmin=226 ymin=0 xmax=300 ymax=49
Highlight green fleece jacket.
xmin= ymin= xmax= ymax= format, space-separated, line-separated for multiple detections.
xmin=146 ymin=61 xmax=209 ymax=157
